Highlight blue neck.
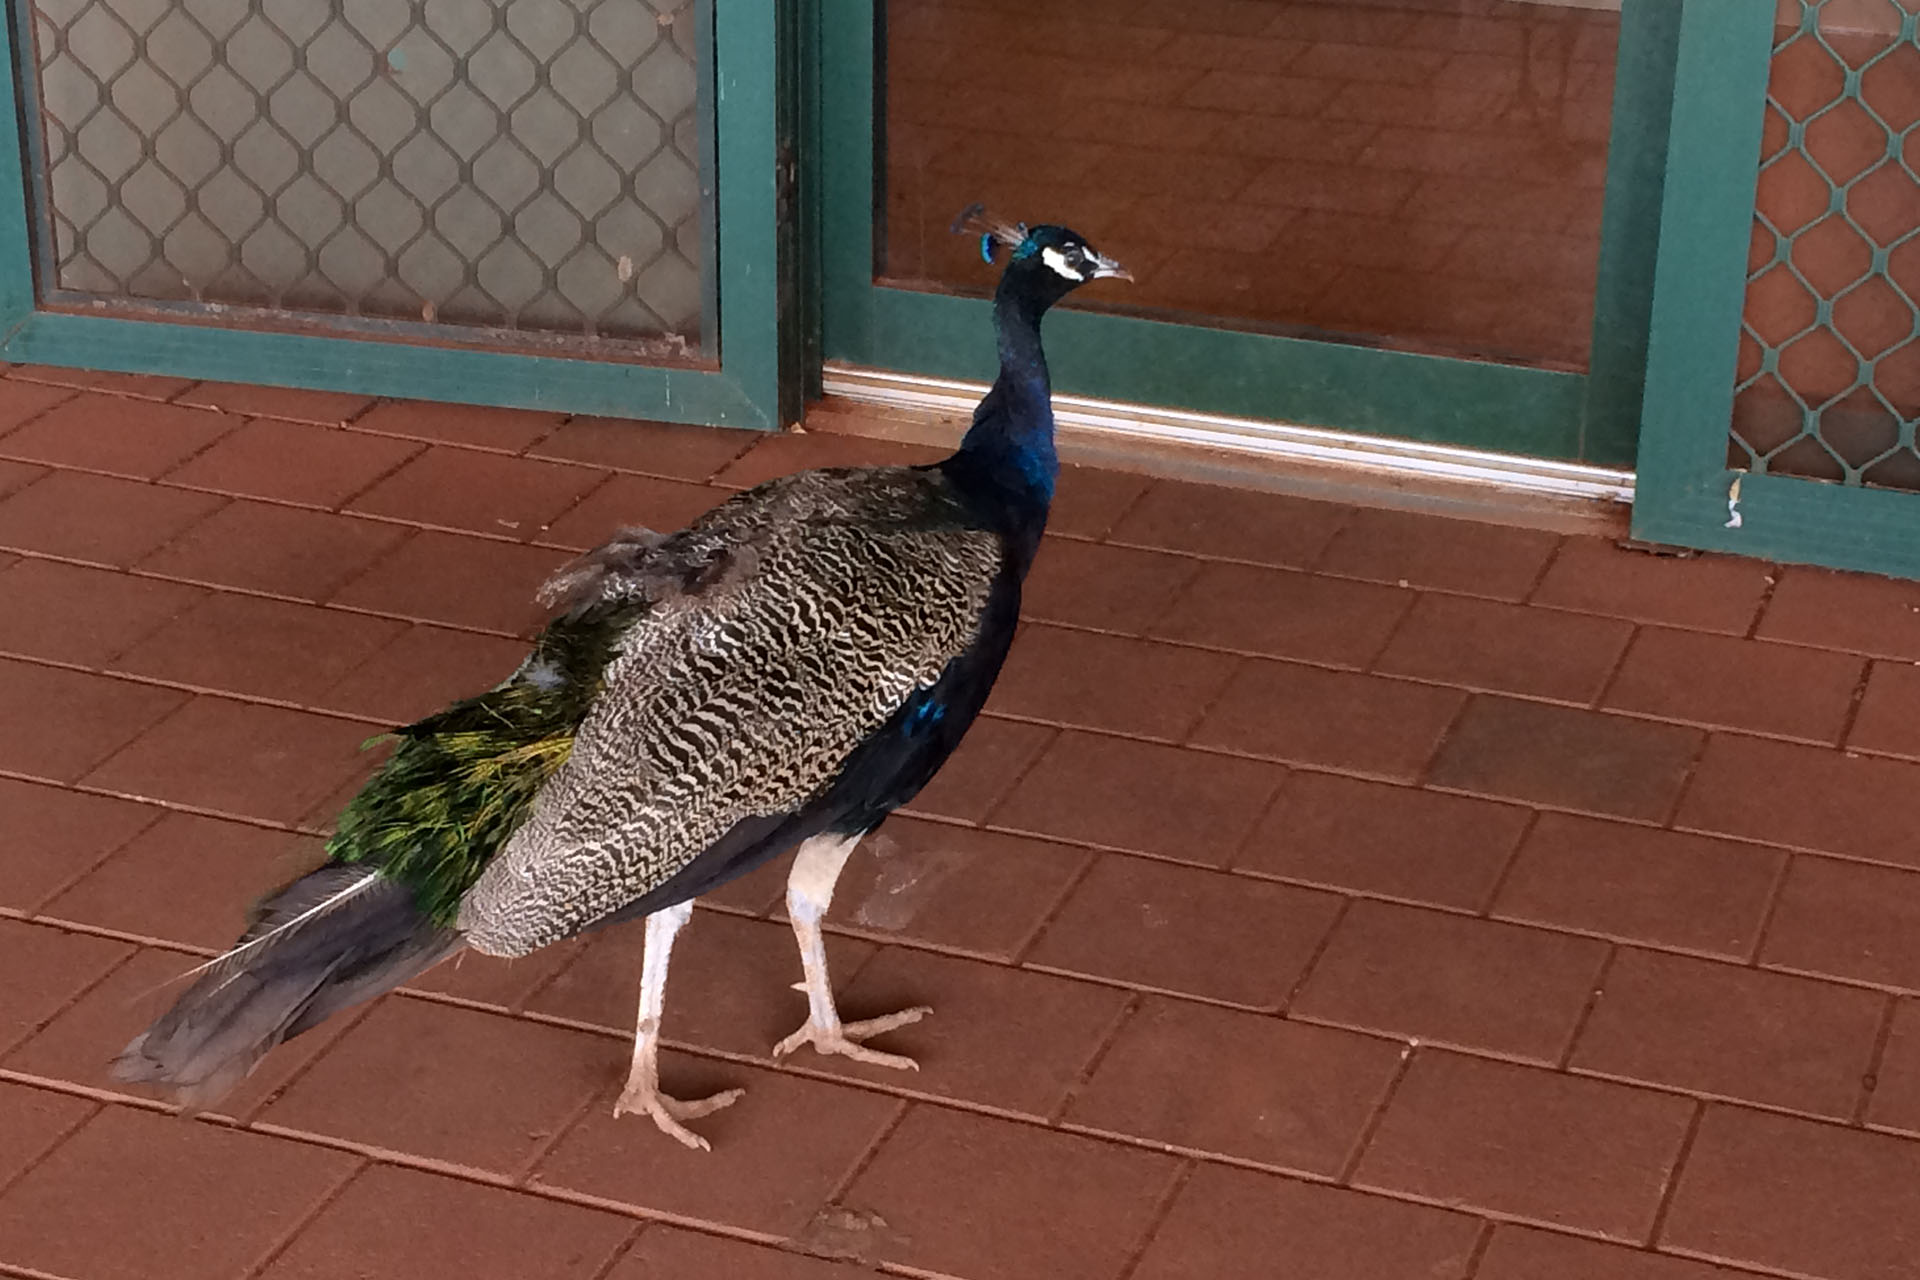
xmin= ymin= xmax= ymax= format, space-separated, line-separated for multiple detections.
xmin=945 ymin=285 xmax=1058 ymax=557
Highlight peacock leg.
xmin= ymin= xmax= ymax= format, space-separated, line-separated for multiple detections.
xmin=612 ymin=899 xmax=743 ymax=1150
xmin=773 ymin=831 xmax=931 ymax=1069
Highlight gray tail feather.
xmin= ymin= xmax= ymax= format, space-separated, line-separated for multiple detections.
xmin=111 ymin=864 xmax=461 ymax=1106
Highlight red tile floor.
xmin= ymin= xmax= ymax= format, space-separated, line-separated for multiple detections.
xmin=3 ymin=368 xmax=1920 ymax=1279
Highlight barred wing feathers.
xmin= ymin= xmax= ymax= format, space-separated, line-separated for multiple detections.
xmin=457 ymin=466 xmax=1004 ymax=955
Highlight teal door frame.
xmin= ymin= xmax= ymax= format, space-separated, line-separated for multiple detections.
xmin=812 ymin=0 xmax=1683 ymax=468
xmin=0 ymin=0 xmax=798 ymax=430
xmin=1631 ymin=0 xmax=1920 ymax=579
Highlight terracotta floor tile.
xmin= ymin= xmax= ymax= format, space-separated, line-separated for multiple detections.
xmin=5 ymin=946 xmax=365 ymax=1120
xmin=0 ymin=1106 xmax=356 ymax=1280
xmin=986 ymin=625 xmax=1240 ymax=741
xmin=528 ymin=414 xmax=758 ymax=480
xmin=901 ymin=714 xmax=1054 ymax=823
xmin=829 ymin=818 xmax=1090 ymax=959
xmin=1375 ymin=593 xmax=1633 ymax=703
xmin=83 ymin=696 xmax=384 ymax=824
xmin=1493 ymin=814 xmax=1783 ymax=961
xmin=1047 ymin=462 xmax=1152 ymax=540
xmin=1761 ymin=856 xmax=1920 ymax=991
xmin=0 ymin=393 xmax=237 ymax=478
xmin=538 ymin=473 xmax=726 ymax=550
xmin=136 ymin=500 xmax=410 ymax=600
xmin=162 ymin=418 xmax=421 ymax=508
xmin=173 ymin=382 xmax=374 ymax=424
xmin=264 ymin=997 xmax=607 ymax=1173
xmin=1107 ymin=477 xmax=1350 ymax=567
xmin=992 ymin=729 xmax=1284 ymax=866
xmin=0 ymin=1079 xmax=94 ymax=1191
xmin=1530 ymin=538 xmax=1772 ymax=635
xmin=327 ymin=530 xmax=568 ymax=635
xmin=1026 ymin=854 xmax=1343 ymax=1008
xmin=1574 ymin=948 xmax=1885 ymax=1118
xmin=1292 ymin=900 xmax=1607 ymax=1063
xmin=1606 ymin=629 xmax=1864 ymax=744
xmin=258 ymin=1164 xmax=631 ymax=1280
xmin=804 ymin=945 xmax=1126 ymax=1116
xmin=1867 ymin=999 xmax=1920 ymax=1135
xmin=1477 ymin=1224 xmax=1763 ymax=1280
xmin=42 ymin=811 xmax=319 ymax=950
xmin=349 ymin=399 xmax=563 ymax=452
xmin=1068 ymin=997 xmax=1401 ymax=1172
xmin=1152 ymin=560 xmax=1412 ymax=666
xmin=1131 ymin=1164 xmax=1481 ymax=1280
xmin=534 ymin=1059 xmax=900 ymax=1236
xmin=1022 ymin=538 xmax=1198 ymax=633
xmin=1355 ymin=1050 xmax=1694 ymax=1241
xmin=112 ymin=592 xmax=407 ymax=705
xmin=1192 ymin=659 xmax=1466 ymax=781
xmin=7 ymin=365 xmax=195 ymax=400
xmin=1676 ymin=733 xmax=1920 ymax=868
xmin=1662 ymin=1104 xmax=1920 ymax=1279
xmin=714 ymin=433 xmax=946 ymax=489
xmin=346 ymin=446 xmax=605 ymax=540
xmin=525 ymin=910 xmax=875 ymax=1059
xmin=0 ymin=470 xmax=226 ymax=566
xmin=0 ymin=778 xmax=162 ymax=912
xmin=317 ymin=624 xmax=527 ymax=725
xmin=0 ymin=557 xmax=205 ymax=666
xmin=0 ymin=919 xmax=133 ymax=1055
xmin=1757 ymin=564 xmax=1920 ymax=660
xmin=1317 ymin=505 xmax=1559 ymax=600
xmin=0 ymin=659 xmax=189 ymax=782
xmin=841 ymin=1104 xmax=1178 ymax=1280
xmin=0 ymin=377 xmax=77 ymax=432
xmin=1846 ymin=659 xmax=1920 ymax=760
xmin=606 ymin=1227 xmax=866 ymax=1280
xmin=1238 ymin=772 xmax=1527 ymax=909
xmin=1427 ymin=696 xmax=1701 ymax=821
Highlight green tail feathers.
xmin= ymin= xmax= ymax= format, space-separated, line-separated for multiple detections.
xmin=325 ymin=602 xmax=640 ymax=925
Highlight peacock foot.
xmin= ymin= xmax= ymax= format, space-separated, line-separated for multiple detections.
xmin=773 ymin=1005 xmax=931 ymax=1070
xmin=612 ymin=1076 xmax=744 ymax=1152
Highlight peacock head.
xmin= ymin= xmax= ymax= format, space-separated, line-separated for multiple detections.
xmin=952 ymin=204 xmax=1130 ymax=309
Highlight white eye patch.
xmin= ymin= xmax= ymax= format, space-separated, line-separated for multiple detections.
xmin=1040 ymin=245 xmax=1084 ymax=280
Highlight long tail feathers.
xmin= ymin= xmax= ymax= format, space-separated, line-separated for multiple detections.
xmin=112 ymin=864 xmax=460 ymax=1107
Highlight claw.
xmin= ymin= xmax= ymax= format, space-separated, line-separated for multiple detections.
xmin=612 ymin=1081 xmax=745 ymax=1152
xmin=774 ymin=1005 xmax=931 ymax=1070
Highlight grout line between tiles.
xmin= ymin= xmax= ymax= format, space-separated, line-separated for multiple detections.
xmin=584 ymin=1222 xmax=650 ymax=1280
xmin=1745 ymin=850 xmax=1797 ymax=970
xmin=0 ymin=1093 xmax=99 ymax=1203
xmin=0 ymin=941 xmax=144 ymax=1062
xmin=1459 ymin=1218 xmax=1499 ymax=1280
xmin=1474 ymin=807 xmax=1542 ymax=917
xmin=1644 ymin=1099 xmax=1709 ymax=1249
xmin=1046 ymin=992 xmax=1142 ymax=1127
xmin=1113 ymin=1157 xmax=1195 ymax=1280
xmin=1275 ymin=894 xmax=1352 ymax=1017
xmin=1853 ymin=993 xmax=1902 ymax=1128
xmin=1336 ymin=1040 xmax=1416 ymax=1187
xmin=1587 ymin=621 xmax=1641 ymax=710
xmin=1556 ymin=943 xmax=1618 ymax=1071
xmin=238 ymin=1156 xmax=370 ymax=1280
xmin=820 ymin=1094 xmax=913 ymax=1207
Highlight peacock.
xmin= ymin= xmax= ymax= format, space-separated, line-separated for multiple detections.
xmin=112 ymin=207 xmax=1129 ymax=1150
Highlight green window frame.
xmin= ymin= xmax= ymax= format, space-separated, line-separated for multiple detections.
xmin=810 ymin=0 xmax=1684 ymax=468
xmin=0 ymin=0 xmax=797 ymax=430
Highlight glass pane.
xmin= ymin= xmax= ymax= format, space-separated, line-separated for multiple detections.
xmin=1730 ymin=0 xmax=1920 ymax=492
xmin=882 ymin=0 xmax=1619 ymax=371
xmin=24 ymin=0 xmax=711 ymax=348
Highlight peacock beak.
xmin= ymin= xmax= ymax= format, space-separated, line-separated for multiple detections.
xmin=1090 ymin=252 xmax=1132 ymax=282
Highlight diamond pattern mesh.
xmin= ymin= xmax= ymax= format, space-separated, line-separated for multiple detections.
xmin=24 ymin=0 xmax=708 ymax=344
xmin=1733 ymin=0 xmax=1920 ymax=490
